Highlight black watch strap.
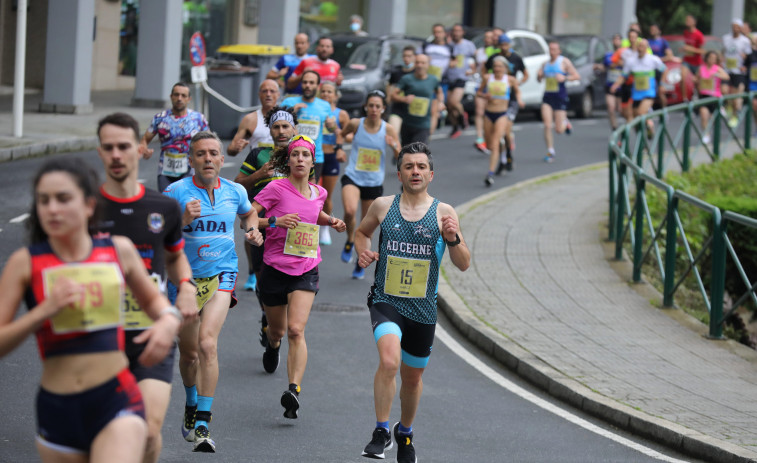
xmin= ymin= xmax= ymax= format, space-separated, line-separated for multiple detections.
xmin=444 ymin=233 xmax=461 ymax=247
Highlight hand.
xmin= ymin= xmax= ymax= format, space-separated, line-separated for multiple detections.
xmin=610 ymin=83 xmax=619 ymax=93
xmin=278 ymin=213 xmax=301 ymax=229
xmin=139 ymin=144 xmax=154 ymax=160
xmin=335 ymin=148 xmax=347 ymax=163
xmin=43 ymin=276 xmax=84 ymax=318
xmin=405 ymin=94 xmax=415 ymax=104
xmin=175 ymin=282 xmax=199 ymax=322
xmin=441 ymin=215 xmax=460 ymax=242
xmin=518 ymin=100 xmax=525 ymax=109
xmin=229 ymin=138 xmax=250 ymax=154
xmin=133 ymin=314 xmax=180 ymax=367
xmin=260 ymin=161 xmax=275 ymax=177
xmin=329 ymin=217 xmax=347 ymax=233
xmin=245 ymin=228 xmax=264 ymax=246
xmin=325 ymin=116 xmax=336 ymax=131
xmin=556 ymin=74 xmax=566 ymax=83
xmin=183 ymin=199 xmax=202 ymax=224
xmin=357 ymin=250 xmax=380 ymax=268
xmin=294 ymin=103 xmax=307 ymax=113
xmin=385 ymin=135 xmax=399 ymax=153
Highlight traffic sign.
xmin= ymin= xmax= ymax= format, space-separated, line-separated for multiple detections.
xmin=191 ymin=65 xmax=207 ymax=83
xmin=189 ymin=32 xmax=207 ymax=66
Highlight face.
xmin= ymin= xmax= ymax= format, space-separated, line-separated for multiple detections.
xmin=650 ymin=25 xmax=660 ymax=37
xmin=364 ymin=96 xmax=384 ymax=119
xmin=415 ymin=54 xmax=429 ymax=73
xmin=484 ymin=31 xmax=494 ymax=47
xmin=271 ymin=120 xmax=296 ymax=147
xmin=705 ymin=53 xmax=717 ymax=65
xmin=492 ymin=60 xmax=506 ymax=75
xmin=397 ymin=152 xmax=433 ymax=192
xmin=733 ymin=23 xmax=742 ymax=35
xmin=98 ymin=124 xmax=139 ymax=182
xmin=288 ymin=146 xmax=314 ymax=178
xmin=316 ymin=38 xmax=333 ymax=60
xmin=301 ymin=73 xmax=319 ymax=99
xmin=433 ymin=26 xmax=446 ymax=42
xmin=685 ymin=15 xmax=695 ymax=29
xmin=451 ymin=25 xmax=464 ymax=41
xmin=402 ymin=50 xmax=415 ymax=66
xmin=638 ymin=40 xmax=648 ymax=56
xmin=259 ymin=81 xmax=280 ymax=108
xmin=549 ymin=42 xmax=560 ymax=58
xmin=36 ymin=172 xmax=94 ymax=239
xmin=294 ymin=33 xmax=310 ymax=56
xmin=170 ymin=85 xmax=191 ymax=112
xmin=319 ymin=84 xmax=337 ymax=103
xmin=190 ymin=138 xmax=224 ymax=185
xmin=612 ymin=35 xmax=622 ymax=49
xmin=499 ymin=40 xmax=510 ymax=53
xmin=628 ymin=30 xmax=639 ymax=43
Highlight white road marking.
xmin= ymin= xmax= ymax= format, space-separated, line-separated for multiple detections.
xmin=221 ymin=162 xmax=236 ymax=169
xmin=10 ymin=213 xmax=29 ymax=224
xmin=435 ymin=325 xmax=690 ymax=463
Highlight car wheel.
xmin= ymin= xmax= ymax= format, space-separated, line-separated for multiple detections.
xmin=577 ymin=90 xmax=593 ymax=118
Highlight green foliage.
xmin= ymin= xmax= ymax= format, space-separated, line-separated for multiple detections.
xmin=635 ymin=0 xmax=757 ymax=37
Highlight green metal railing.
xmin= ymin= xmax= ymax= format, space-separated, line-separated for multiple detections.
xmin=608 ymin=92 xmax=757 ymax=339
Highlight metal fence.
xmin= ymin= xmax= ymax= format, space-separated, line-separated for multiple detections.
xmin=608 ymin=92 xmax=757 ymax=339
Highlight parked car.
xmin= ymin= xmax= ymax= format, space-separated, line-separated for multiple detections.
xmin=660 ymin=35 xmax=722 ymax=105
xmin=310 ymin=34 xmax=424 ymax=117
xmin=462 ymin=29 xmax=550 ymax=116
xmin=552 ymin=34 xmax=612 ymax=118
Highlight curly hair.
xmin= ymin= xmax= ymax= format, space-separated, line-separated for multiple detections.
xmin=269 ymin=139 xmax=315 ymax=178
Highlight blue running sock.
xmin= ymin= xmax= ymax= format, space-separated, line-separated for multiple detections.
xmin=398 ymin=422 xmax=413 ymax=435
xmin=488 ymin=171 xmax=495 ymax=176
xmin=195 ymin=396 xmax=214 ymax=428
xmin=376 ymin=421 xmax=390 ymax=431
xmin=184 ymin=385 xmax=198 ymax=407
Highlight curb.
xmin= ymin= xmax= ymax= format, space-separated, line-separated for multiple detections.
xmin=438 ymin=163 xmax=757 ymax=463
xmin=0 ymin=136 xmax=99 ymax=163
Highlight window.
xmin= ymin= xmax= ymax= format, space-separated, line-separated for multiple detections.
xmin=593 ymin=39 xmax=607 ymax=63
xmin=517 ymin=37 xmax=546 ymax=57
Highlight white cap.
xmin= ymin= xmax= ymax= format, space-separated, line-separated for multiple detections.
xmin=732 ymin=18 xmax=744 ymax=27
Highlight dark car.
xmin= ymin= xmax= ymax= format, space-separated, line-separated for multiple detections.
xmin=312 ymin=34 xmax=424 ymax=118
xmin=553 ymin=34 xmax=612 ymax=118
xmin=661 ymin=35 xmax=722 ymax=105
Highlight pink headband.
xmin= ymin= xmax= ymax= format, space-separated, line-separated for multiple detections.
xmin=288 ymin=137 xmax=315 ymax=155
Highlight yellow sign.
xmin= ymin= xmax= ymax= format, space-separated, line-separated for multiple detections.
xmin=45 ymin=263 xmax=123 ymax=334
xmin=195 ymin=276 xmax=220 ymax=310
xmin=634 ymin=74 xmax=650 ymax=91
xmin=284 ymin=223 xmax=319 ymax=258
xmin=384 ymin=256 xmax=430 ymax=298
xmin=122 ymin=275 xmax=161 ymax=330
xmin=545 ymin=77 xmax=559 ymax=92
xmin=408 ymin=97 xmax=430 ymax=117
xmin=356 ymin=147 xmax=381 ymax=172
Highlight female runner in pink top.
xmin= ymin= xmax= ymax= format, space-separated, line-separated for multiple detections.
xmin=696 ymin=51 xmax=730 ymax=144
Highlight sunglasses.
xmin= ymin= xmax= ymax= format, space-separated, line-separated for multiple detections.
xmin=368 ymin=90 xmax=386 ymax=98
xmin=290 ymin=134 xmax=315 ymax=144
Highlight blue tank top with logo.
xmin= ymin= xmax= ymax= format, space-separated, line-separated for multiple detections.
xmin=543 ymin=56 xmax=568 ymax=99
xmin=345 ymin=118 xmax=387 ymax=187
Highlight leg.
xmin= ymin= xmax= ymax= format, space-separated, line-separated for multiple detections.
xmin=488 ymin=116 xmax=508 ymax=173
xmin=429 ymin=99 xmax=439 ymax=136
xmin=178 ymin=317 xmax=200 ymax=393
xmin=341 ymin=183 xmax=360 ymax=243
xmin=137 ymin=379 xmax=171 ymax=463
xmin=606 ymin=93 xmax=618 ymax=129
xmin=389 ymin=114 xmax=403 ymax=140
xmin=264 ymin=303 xmax=287 ymax=349
xmin=374 ymin=332 xmax=401 ymax=422
xmin=447 ymin=87 xmax=465 ymax=133
xmin=285 ymin=290 xmax=316 ymax=386
xmin=398 ymin=363 xmax=425 ymax=428
xmin=36 ymin=444 xmax=87 ymax=463
xmin=474 ymin=95 xmax=486 ymax=144
xmin=541 ymin=103 xmax=554 ymax=151
xmin=699 ymin=105 xmax=710 ymax=132
xmin=89 ymin=415 xmax=148 ymax=463
xmin=196 ymin=291 xmax=232 ymax=398
xmin=553 ymin=109 xmax=568 ymax=134
xmin=321 ymin=174 xmax=339 ymax=215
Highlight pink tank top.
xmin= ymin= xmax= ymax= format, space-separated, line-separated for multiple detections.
xmin=698 ymin=65 xmax=721 ymax=97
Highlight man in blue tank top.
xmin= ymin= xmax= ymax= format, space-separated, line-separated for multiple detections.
xmin=354 ymin=142 xmax=470 ymax=462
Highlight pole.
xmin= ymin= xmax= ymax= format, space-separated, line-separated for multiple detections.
xmin=13 ymin=0 xmax=28 ymax=138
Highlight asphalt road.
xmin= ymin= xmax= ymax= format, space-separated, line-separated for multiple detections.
xmin=0 ymin=113 xmax=703 ymax=462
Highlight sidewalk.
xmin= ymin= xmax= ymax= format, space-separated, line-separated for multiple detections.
xmin=439 ymin=164 xmax=757 ymax=463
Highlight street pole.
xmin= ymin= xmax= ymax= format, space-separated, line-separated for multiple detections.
xmin=13 ymin=0 xmax=28 ymax=138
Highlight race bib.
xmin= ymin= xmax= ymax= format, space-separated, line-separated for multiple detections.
xmin=488 ymin=81 xmax=507 ymax=98
xmin=408 ymin=97 xmax=430 ymax=117
xmin=634 ymin=74 xmax=650 ymax=91
xmin=726 ymin=57 xmax=739 ymax=70
xmin=284 ymin=223 xmax=319 ymax=258
xmin=297 ymin=119 xmax=320 ymax=141
xmin=607 ymin=69 xmax=622 ymax=83
xmin=161 ymin=151 xmax=189 ymax=176
xmin=428 ymin=65 xmax=442 ymax=79
xmin=700 ymin=78 xmax=714 ymax=91
xmin=545 ymin=77 xmax=559 ymax=92
xmin=384 ymin=256 xmax=430 ymax=298
xmin=356 ymin=147 xmax=381 ymax=172
xmin=751 ymin=65 xmax=757 ymax=82
xmin=122 ymin=275 xmax=161 ymax=330
xmin=45 ymin=263 xmax=123 ymax=334
xmin=194 ymin=276 xmax=220 ymax=310
xmin=257 ymin=142 xmax=274 ymax=149
xmin=455 ymin=54 xmax=465 ymax=68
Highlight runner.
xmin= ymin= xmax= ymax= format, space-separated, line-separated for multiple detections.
xmin=722 ymin=18 xmax=751 ymax=127
xmin=610 ymin=39 xmax=668 ymax=140
xmin=337 ymin=91 xmax=401 ymax=277
xmin=96 ymin=113 xmax=198 ymax=463
xmin=139 ymin=82 xmax=209 ymax=192
xmin=266 ymin=33 xmax=313 ymax=95
xmin=478 ymin=56 xmax=522 ymax=186
xmin=355 ymin=142 xmax=470 ymax=461
xmin=392 ymin=54 xmax=444 ymax=146
xmin=537 ymin=40 xmax=580 ymax=163
xmin=473 ymin=30 xmax=496 ymax=154
xmin=0 ymin=157 xmax=180 ymax=463
xmin=423 ymin=24 xmax=453 ymax=132
xmin=604 ymin=34 xmax=624 ymax=131
xmin=388 ymin=46 xmax=417 ymax=142
xmin=163 ymin=131 xmax=259 ymax=453
xmin=282 ymin=70 xmax=336 ymax=183
xmin=227 ymin=79 xmax=279 ymax=157
xmin=648 ymin=23 xmax=678 ymax=109
xmin=696 ymin=51 xmax=730 ymax=144
xmin=287 ymin=37 xmax=344 ymax=89
xmin=744 ymin=35 xmax=757 ymax=133
xmin=611 ymin=29 xmax=642 ymax=128
xmin=245 ymin=134 xmax=346 ymax=419
xmin=681 ymin=14 xmax=706 ymax=101
xmin=234 ymin=106 xmax=296 ymax=350
xmin=318 ymin=81 xmax=350 ymax=246
xmin=446 ymin=24 xmax=477 ymax=139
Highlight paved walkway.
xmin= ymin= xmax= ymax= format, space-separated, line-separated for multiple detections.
xmin=439 ymin=165 xmax=757 ymax=463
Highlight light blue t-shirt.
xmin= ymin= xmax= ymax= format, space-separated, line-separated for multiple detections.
xmin=163 ymin=176 xmax=252 ymax=278
xmin=282 ymin=96 xmax=332 ymax=164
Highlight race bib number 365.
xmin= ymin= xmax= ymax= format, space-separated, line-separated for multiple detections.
xmin=44 ymin=263 xmax=123 ymax=334
xmin=384 ymin=256 xmax=430 ymax=298
xmin=284 ymin=223 xmax=319 ymax=258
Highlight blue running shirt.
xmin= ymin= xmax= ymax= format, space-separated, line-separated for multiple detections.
xmin=281 ymin=96 xmax=332 ymax=164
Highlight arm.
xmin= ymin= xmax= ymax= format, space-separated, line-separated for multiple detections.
xmin=563 ymin=58 xmax=581 ymax=81
xmin=227 ymin=112 xmax=255 ymax=156
xmin=164 ymin=249 xmax=198 ymax=322
xmin=182 ymin=199 xmax=202 ymax=227
xmin=355 ymin=198 xmax=391 ymax=268
xmin=475 ymin=76 xmax=489 ymax=99
xmin=385 ymin=124 xmax=401 ymax=160
xmin=139 ymin=128 xmax=156 ymax=159
xmin=234 ymin=161 xmax=275 ymax=191
xmin=316 ymin=211 xmax=346 ymax=231
xmin=519 ymin=66 xmax=529 ymax=86
xmin=510 ymin=76 xmax=524 ymax=108
xmin=716 ymin=66 xmax=730 ymax=81
xmin=438 ymin=203 xmax=470 ymax=271
xmin=536 ymin=63 xmax=545 ymax=82
xmin=286 ymin=62 xmax=306 ymax=90
xmin=339 ymin=118 xmax=360 ymax=141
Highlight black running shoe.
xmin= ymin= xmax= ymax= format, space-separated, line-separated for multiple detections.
xmin=259 ymin=313 xmax=268 ymax=348
xmin=362 ymin=427 xmax=393 ymax=459
xmin=263 ymin=343 xmax=280 ymax=373
xmin=505 ymin=156 xmax=513 ymax=172
xmin=281 ymin=389 xmax=300 ymax=419
xmin=496 ymin=162 xmax=506 ymax=176
xmin=192 ymin=425 xmax=216 ymax=453
xmin=181 ymin=405 xmax=197 ymax=442
xmin=484 ymin=174 xmax=494 ymax=187
xmin=393 ymin=422 xmax=417 ymax=463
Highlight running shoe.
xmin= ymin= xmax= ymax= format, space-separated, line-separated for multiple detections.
xmin=495 ymin=162 xmax=507 ymax=176
xmin=192 ymin=425 xmax=216 ymax=453
xmin=281 ymin=389 xmax=300 ymax=419
xmin=320 ymin=225 xmax=332 ymax=245
xmin=484 ymin=174 xmax=494 ymax=187
xmin=182 ymin=405 xmax=197 ymax=442
xmin=474 ymin=141 xmax=489 ymax=154
xmin=728 ymin=116 xmax=739 ymax=128
xmin=543 ymin=154 xmax=555 ymax=163
xmin=505 ymin=155 xmax=514 ymax=172
xmin=393 ymin=422 xmax=417 ymax=463
xmin=449 ymin=127 xmax=462 ymax=139
xmin=565 ymin=121 xmax=573 ymax=135
xmin=263 ymin=343 xmax=280 ymax=373
xmin=352 ymin=264 xmax=365 ymax=280
xmin=341 ymin=242 xmax=354 ymax=263
xmin=259 ymin=313 xmax=268 ymax=348
xmin=243 ymin=274 xmax=257 ymax=291
xmin=362 ymin=427 xmax=393 ymax=459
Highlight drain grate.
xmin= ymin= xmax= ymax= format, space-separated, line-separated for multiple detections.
xmin=311 ymin=303 xmax=366 ymax=313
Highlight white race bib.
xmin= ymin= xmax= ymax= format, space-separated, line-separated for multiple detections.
xmin=161 ymin=151 xmax=189 ymax=176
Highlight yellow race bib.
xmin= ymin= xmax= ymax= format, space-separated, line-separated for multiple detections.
xmin=194 ymin=276 xmax=220 ymax=310
xmin=428 ymin=65 xmax=442 ymax=79
xmin=726 ymin=57 xmax=738 ymax=70
xmin=356 ymin=147 xmax=381 ymax=172
xmin=488 ymin=81 xmax=507 ymax=98
xmin=122 ymin=275 xmax=161 ymax=330
xmin=384 ymin=256 xmax=430 ymax=298
xmin=45 ymin=263 xmax=123 ymax=334
xmin=455 ymin=54 xmax=465 ymax=68
xmin=750 ymin=65 xmax=757 ymax=82
xmin=284 ymin=223 xmax=319 ymax=259
xmin=700 ymin=78 xmax=714 ymax=91
xmin=545 ymin=77 xmax=558 ymax=92
xmin=408 ymin=97 xmax=430 ymax=117
xmin=634 ymin=74 xmax=650 ymax=91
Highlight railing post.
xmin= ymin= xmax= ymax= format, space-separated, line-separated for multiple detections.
xmin=709 ymin=208 xmax=726 ymax=339
xmin=663 ymin=191 xmax=677 ymax=307
xmin=633 ymin=177 xmax=645 ymax=282
xmin=682 ymin=103 xmax=692 ymax=172
xmin=615 ymin=161 xmax=627 ymax=260
xmin=608 ymin=143 xmax=616 ymax=241
xmin=713 ymin=97 xmax=722 ymax=159
xmin=745 ymin=92 xmax=753 ymax=151
xmin=657 ymin=111 xmax=665 ymax=178
xmin=636 ymin=117 xmax=646 ymax=166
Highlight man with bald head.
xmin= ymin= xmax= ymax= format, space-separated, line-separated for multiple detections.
xmin=227 ymin=79 xmax=280 ymax=158
xmin=267 ymin=33 xmax=313 ymax=95
xmin=392 ymin=54 xmax=445 ymax=145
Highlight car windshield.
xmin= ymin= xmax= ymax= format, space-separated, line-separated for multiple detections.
xmin=558 ymin=38 xmax=589 ymax=66
xmin=345 ymin=41 xmax=381 ymax=70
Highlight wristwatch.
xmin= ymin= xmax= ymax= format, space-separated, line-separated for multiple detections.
xmin=268 ymin=216 xmax=277 ymax=228
xmin=159 ymin=305 xmax=184 ymax=323
xmin=444 ymin=233 xmax=461 ymax=247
